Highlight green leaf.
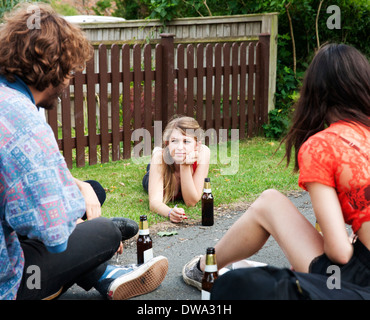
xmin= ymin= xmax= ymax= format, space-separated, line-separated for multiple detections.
xmin=157 ymin=231 xmax=178 ymax=237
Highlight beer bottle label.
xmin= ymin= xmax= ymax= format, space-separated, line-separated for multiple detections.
xmin=201 ymin=290 xmax=211 ymax=300
xmin=203 ymin=181 xmax=211 ymax=193
xmin=139 ymin=229 xmax=150 ymax=235
xmin=204 ymin=264 xmax=217 ymax=272
xmin=143 ymin=248 xmax=153 ymax=263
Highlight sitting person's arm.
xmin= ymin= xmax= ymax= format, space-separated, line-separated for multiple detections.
xmin=73 ymin=178 xmax=102 ymax=221
xmin=306 ymin=182 xmax=353 ymax=264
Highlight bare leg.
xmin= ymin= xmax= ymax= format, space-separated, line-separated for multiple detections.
xmin=201 ymin=189 xmax=324 ymax=273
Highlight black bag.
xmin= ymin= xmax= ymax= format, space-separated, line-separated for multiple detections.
xmin=211 ymin=265 xmax=370 ymax=300
xmin=211 ymin=240 xmax=370 ymax=300
xmin=210 ymin=266 xmax=308 ymax=300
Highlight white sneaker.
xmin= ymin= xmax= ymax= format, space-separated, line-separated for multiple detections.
xmin=96 ymin=256 xmax=168 ymax=300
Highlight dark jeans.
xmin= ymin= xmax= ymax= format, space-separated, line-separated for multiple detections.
xmin=16 ymin=181 xmax=121 ymax=300
xmin=142 ymin=164 xmax=150 ymax=193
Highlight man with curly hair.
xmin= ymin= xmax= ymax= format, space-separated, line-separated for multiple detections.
xmin=0 ymin=3 xmax=168 ymax=300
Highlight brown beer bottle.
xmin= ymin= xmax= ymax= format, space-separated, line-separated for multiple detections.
xmin=202 ymin=178 xmax=214 ymax=226
xmin=136 ymin=215 xmax=153 ymax=264
xmin=201 ymin=247 xmax=218 ymax=300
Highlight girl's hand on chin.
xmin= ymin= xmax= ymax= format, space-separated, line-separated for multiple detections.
xmin=184 ymin=150 xmax=198 ymax=165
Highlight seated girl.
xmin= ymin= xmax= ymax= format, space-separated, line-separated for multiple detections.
xmin=142 ymin=116 xmax=210 ymax=223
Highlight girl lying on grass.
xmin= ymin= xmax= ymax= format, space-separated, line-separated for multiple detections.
xmin=142 ymin=116 xmax=210 ymax=223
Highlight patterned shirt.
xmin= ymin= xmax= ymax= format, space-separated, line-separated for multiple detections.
xmin=0 ymin=75 xmax=86 ymax=300
xmin=298 ymin=120 xmax=370 ymax=233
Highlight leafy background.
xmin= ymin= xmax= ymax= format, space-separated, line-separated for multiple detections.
xmin=1 ymin=0 xmax=369 ymax=139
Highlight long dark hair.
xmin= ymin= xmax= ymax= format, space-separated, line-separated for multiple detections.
xmin=284 ymin=43 xmax=370 ymax=171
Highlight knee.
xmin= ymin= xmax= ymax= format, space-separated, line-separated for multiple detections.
xmin=94 ymin=217 xmax=121 ymax=248
xmin=259 ymin=188 xmax=283 ymax=201
xmin=255 ymin=189 xmax=285 ymax=209
xmin=246 ymin=189 xmax=285 ymax=218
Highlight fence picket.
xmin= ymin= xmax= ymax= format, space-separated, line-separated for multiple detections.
xmin=231 ymin=43 xmax=239 ymax=131
xmin=205 ymin=44 xmax=213 ymax=133
xmin=186 ymin=44 xmax=195 ymax=118
xmin=61 ymin=85 xmax=72 ymax=168
xmin=73 ymin=70 xmax=85 ymax=167
xmin=86 ymin=56 xmax=97 ymax=165
xmin=111 ymin=44 xmax=120 ymax=161
xmin=247 ymin=42 xmax=255 ymax=137
xmin=122 ymin=44 xmax=132 ymax=159
xmin=239 ymin=42 xmax=247 ymax=140
xmin=196 ymin=44 xmax=204 ymax=127
xmin=133 ymin=44 xmax=142 ymax=135
xmin=255 ymin=42 xmax=262 ymax=135
xmin=98 ymin=44 xmax=109 ymax=163
xmin=143 ymin=44 xmax=153 ymax=156
xmin=176 ymin=44 xmax=185 ymax=116
xmin=223 ymin=43 xmax=231 ymax=133
xmin=214 ymin=43 xmax=222 ymax=142
xmin=154 ymin=43 xmax=162 ymax=123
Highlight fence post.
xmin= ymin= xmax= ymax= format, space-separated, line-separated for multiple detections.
xmin=258 ymin=33 xmax=270 ymax=130
xmin=160 ymin=33 xmax=175 ymax=129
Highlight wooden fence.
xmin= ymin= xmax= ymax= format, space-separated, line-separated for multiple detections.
xmin=46 ymin=33 xmax=270 ymax=168
xmin=80 ymin=13 xmax=278 ymax=112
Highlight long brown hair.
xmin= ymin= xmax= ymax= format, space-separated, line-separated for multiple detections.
xmin=0 ymin=3 xmax=92 ymax=91
xmin=283 ymin=43 xmax=370 ymax=172
xmin=161 ymin=116 xmax=203 ymax=204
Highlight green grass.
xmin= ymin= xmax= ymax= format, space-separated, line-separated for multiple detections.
xmin=70 ymin=137 xmax=300 ymax=226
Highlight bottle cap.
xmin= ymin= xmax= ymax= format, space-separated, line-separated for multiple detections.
xmin=206 ymin=247 xmax=215 ymax=254
xmin=204 ymin=178 xmax=210 ymax=182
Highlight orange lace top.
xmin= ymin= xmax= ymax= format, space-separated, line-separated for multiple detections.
xmin=298 ymin=120 xmax=370 ymax=233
